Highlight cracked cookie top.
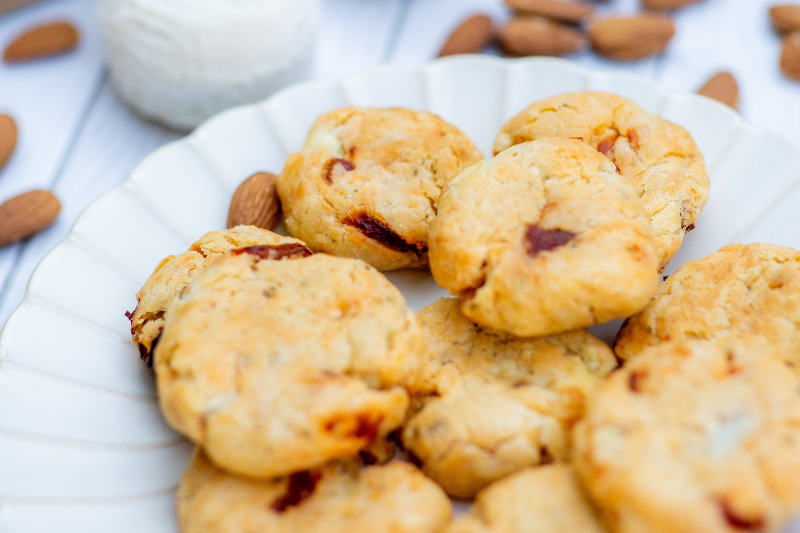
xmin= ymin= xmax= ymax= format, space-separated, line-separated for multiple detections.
xmin=615 ymin=243 xmax=800 ymax=378
xmin=177 ymin=449 xmax=452 ymax=533
xmin=128 ymin=226 xmax=310 ymax=367
xmin=573 ymin=340 xmax=800 ymax=533
xmin=495 ymin=91 xmax=710 ymax=270
xmin=400 ymin=297 xmax=617 ymax=499
xmin=277 ymin=106 xmax=483 ymax=271
xmin=429 ymin=138 xmax=660 ymax=338
xmin=155 ymin=252 xmax=422 ymax=479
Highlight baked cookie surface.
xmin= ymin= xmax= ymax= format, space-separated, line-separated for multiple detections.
xmin=401 ymin=298 xmax=617 ymax=499
xmin=128 ymin=226 xmax=309 ymax=367
xmin=615 ymin=243 xmax=800 ymax=376
xmin=573 ymin=340 xmax=800 ymax=533
xmin=495 ymin=92 xmax=709 ymax=270
xmin=155 ymin=251 xmax=422 ymax=478
xmin=446 ymin=465 xmax=605 ymax=533
xmin=429 ymin=138 xmax=659 ymax=337
xmin=277 ymin=106 xmax=483 ymax=271
xmin=178 ymin=449 xmax=452 ymax=533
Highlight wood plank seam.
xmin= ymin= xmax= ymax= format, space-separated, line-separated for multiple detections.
xmin=0 ymin=70 xmax=108 ymax=312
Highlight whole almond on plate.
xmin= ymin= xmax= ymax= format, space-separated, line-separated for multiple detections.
xmin=438 ymin=14 xmax=495 ymax=57
xmin=589 ymin=14 xmax=675 ymax=60
xmin=3 ymin=21 xmax=79 ymax=63
xmin=500 ymin=17 xmax=587 ymax=57
xmin=641 ymin=0 xmax=702 ymax=9
xmin=0 ymin=114 xmax=17 ymax=172
xmin=0 ymin=190 xmax=60 ymax=247
xmin=697 ymin=71 xmax=739 ymax=110
xmin=771 ymin=5 xmax=800 ymax=34
xmin=505 ymin=0 xmax=593 ymax=23
xmin=227 ymin=172 xmax=282 ymax=230
xmin=781 ymin=32 xmax=800 ymax=81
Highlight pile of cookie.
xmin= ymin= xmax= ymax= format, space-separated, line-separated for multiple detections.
xmin=127 ymin=92 xmax=800 ymax=533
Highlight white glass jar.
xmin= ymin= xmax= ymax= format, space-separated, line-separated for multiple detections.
xmin=98 ymin=0 xmax=320 ymax=130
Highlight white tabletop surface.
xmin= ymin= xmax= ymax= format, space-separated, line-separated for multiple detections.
xmin=0 ymin=0 xmax=796 ymax=331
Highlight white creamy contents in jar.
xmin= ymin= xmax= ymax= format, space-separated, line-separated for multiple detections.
xmin=98 ymin=0 xmax=320 ymax=130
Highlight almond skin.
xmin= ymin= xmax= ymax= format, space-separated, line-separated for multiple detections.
xmin=0 ymin=114 xmax=17 ymax=172
xmin=0 ymin=190 xmax=61 ymax=247
xmin=504 ymin=0 xmax=593 ymax=23
xmin=500 ymin=16 xmax=587 ymax=57
xmin=781 ymin=32 xmax=800 ymax=81
xmin=641 ymin=0 xmax=702 ymax=9
xmin=3 ymin=21 xmax=79 ymax=63
xmin=771 ymin=5 xmax=800 ymax=34
xmin=227 ymin=172 xmax=282 ymax=230
xmin=0 ymin=0 xmax=47 ymax=16
xmin=589 ymin=14 xmax=675 ymax=61
xmin=697 ymin=71 xmax=739 ymax=110
xmin=438 ymin=14 xmax=495 ymax=57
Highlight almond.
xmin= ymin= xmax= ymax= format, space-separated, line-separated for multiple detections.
xmin=697 ymin=71 xmax=739 ymax=110
xmin=0 ymin=190 xmax=60 ymax=247
xmin=781 ymin=32 xmax=800 ymax=81
xmin=3 ymin=21 xmax=80 ymax=63
xmin=227 ymin=172 xmax=282 ymax=230
xmin=505 ymin=0 xmax=593 ymax=23
xmin=0 ymin=0 xmax=47 ymax=16
xmin=438 ymin=14 xmax=495 ymax=57
xmin=500 ymin=16 xmax=587 ymax=57
xmin=641 ymin=0 xmax=702 ymax=9
xmin=0 ymin=114 xmax=17 ymax=172
xmin=589 ymin=14 xmax=675 ymax=61
xmin=771 ymin=5 xmax=800 ymax=34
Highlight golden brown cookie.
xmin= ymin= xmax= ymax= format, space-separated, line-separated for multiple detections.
xmin=178 ymin=449 xmax=452 ymax=533
xmin=615 ymin=243 xmax=800 ymax=377
xmin=446 ymin=465 xmax=605 ymax=533
xmin=128 ymin=226 xmax=309 ymax=366
xmin=400 ymin=298 xmax=617 ymax=499
xmin=277 ymin=106 xmax=483 ymax=271
xmin=573 ymin=340 xmax=800 ymax=533
xmin=495 ymin=92 xmax=709 ymax=270
xmin=429 ymin=138 xmax=659 ymax=337
xmin=155 ymin=251 xmax=422 ymax=479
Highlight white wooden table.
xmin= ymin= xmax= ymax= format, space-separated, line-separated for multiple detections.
xmin=0 ymin=0 xmax=796 ymax=330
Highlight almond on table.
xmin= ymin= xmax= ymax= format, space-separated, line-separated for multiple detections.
xmin=0 ymin=190 xmax=61 ymax=247
xmin=642 ymin=0 xmax=704 ymax=9
xmin=781 ymin=32 xmax=800 ymax=81
xmin=504 ymin=0 xmax=593 ymax=24
xmin=770 ymin=5 xmax=800 ymax=34
xmin=500 ymin=16 xmax=587 ymax=57
xmin=3 ymin=21 xmax=79 ymax=63
xmin=438 ymin=14 xmax=495 ymax=57
xmin=0 ymin=0 xmax=47 ymax=15
xmin=0 ymin=114 xmax=17 ymax=173
xmin=697 ymin=71 xmax=739 ymax=110
xmin=589 ymin=14 xmax=675 ymax=61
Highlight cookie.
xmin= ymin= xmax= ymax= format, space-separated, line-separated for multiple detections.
xmin=277 ymin=106 xmax=483 ymax=271
xmin=446 ymin=465 xmax=605 ymax=533
xmin=615 ymin=243 xmax=800 ymax=377
xmin=495 ymin=92 xmax=710 ymax=270
xmin=573 ymin=340 xmax=800 ymax=533
xmin=400 ymin=298 xmax=617 ymax=499
xmin=155 ymin=251 xmax=422 ymax=478
xmin=128 ymin=226 xmax=309 ymax=366
xmin=178 ymin=449 xmax=452 ymax=533
xmin=429 ymin=138 xmax=659 ymax=338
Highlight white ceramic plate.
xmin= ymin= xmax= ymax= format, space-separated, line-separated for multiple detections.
xmin=3 ymin=55 xmax=800 ymax=533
